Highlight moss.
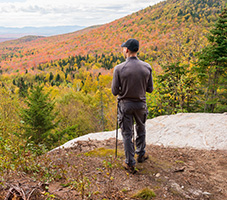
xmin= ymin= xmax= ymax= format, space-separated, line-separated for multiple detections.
xmin=121 ymin=188 xmax=129 ymax=193
xmin=84 ymin=147 xmax=124 ymax=157
xmin=132 ymin=188 xmax=156 ymax=200
xmin=93 ymin=191 xmax=100 ymax=195
xmin=175 ymin=160 xmax=185 ymax=164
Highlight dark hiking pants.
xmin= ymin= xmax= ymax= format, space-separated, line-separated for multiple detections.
xmin=118 ymin=100 xmax=148 ymax=167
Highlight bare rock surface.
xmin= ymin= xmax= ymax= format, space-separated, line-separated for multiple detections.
xmin=56 ymin=113 xmax=227 ymax=151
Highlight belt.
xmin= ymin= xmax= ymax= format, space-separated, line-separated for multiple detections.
xmin=118 ymin=99 xmax=145 ymax=103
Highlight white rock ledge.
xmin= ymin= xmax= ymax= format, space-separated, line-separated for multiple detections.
xmin=53 ymin=113 xmax=227 ymax=151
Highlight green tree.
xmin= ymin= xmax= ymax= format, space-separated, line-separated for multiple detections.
xmin=150 ymin=62 xmax=198 ymax=116
xmin=49 ymin=72 xmax=54 ymax=82
xmin=20 ymin=85 xmax=59 ymax=149
xmin=195 ymin=8 xmax=227 ymax=112
xmin=17 ymin=77 xmax=28 ymax=97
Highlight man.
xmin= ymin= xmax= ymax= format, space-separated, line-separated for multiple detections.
xmin=112 ymin=38 xmax=154 ymax=173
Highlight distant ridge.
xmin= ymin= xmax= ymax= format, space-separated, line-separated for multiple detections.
xmin=0 ymin=25 xmax=86 ymax=38
xmin=0 ymin=38 xmax=14 ymax=43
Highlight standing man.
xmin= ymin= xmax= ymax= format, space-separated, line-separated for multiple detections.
xmin=112 ymin=38 xmax=153 ymax=173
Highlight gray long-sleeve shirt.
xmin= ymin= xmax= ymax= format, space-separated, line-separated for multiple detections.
xmin=111 ymin=56 xmax=153 ymax=102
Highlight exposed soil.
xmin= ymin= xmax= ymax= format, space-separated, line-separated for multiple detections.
xmin=1 ymin=138 xmax=227 ymax=200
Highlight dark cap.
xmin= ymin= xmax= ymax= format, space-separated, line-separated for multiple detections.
xmin=121 ymin=38 xmax=139 ymax=52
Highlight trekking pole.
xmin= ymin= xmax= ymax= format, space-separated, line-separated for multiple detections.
xmin=132 ymin=123 xmax=135 ymax=149
xmin=115 ymin=101 xmax=119 ymax=158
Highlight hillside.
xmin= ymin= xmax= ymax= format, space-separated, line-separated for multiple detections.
xmin=0 ymin=2 xmax=226 ymax=199
xmin=0 ymin=0 xmax=226 ymax=74
xmin=1 ymin=139 xmax=226 ymax=199
xmin=1 ymin=113 xmax=226 ymax=199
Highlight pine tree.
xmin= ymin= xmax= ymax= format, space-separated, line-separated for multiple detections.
xmin=17 ymin=77 xmax=28 ymax=97
xmin=49 ymin=72 xmax=54 ymax=82
xmin=20 ymin=85 xmax=59 ymax=149
xmin=196 ymin=8 xmax=227 ymax=112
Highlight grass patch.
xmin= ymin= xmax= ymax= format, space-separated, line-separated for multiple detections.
xmin=175 ymin=160 xmax=185 ymax=164
xmin=84 ymin=147 xmax=123 ymax=157
xmin=132 ymin=188 xmax=156 ymax=200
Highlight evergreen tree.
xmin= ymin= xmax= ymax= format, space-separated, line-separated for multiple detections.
xmin=17 ymin=77 xmax=28 ymax=97
xmin=20 ymin=85 xmax=59 ymax=149
xmin=49 ymin=72 xmax=54 ymax=82
xmin=195 ymin=8 xmax=227 ymax=112
xmin=55 ymin=73 xmax=61 ymax=82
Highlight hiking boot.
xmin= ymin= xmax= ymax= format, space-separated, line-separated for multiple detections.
xmin=122 ymin=162 xmax=137 ymax=174
xmin=137 ymin=153 xmax=149 ymax=163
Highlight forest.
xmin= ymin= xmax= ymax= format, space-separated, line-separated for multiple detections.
xmin=0 ymin=0 xmax=226 ymax=196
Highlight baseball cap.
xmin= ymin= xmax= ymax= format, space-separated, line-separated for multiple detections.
xmin=121 ymin=38 xmax=139 ymax=52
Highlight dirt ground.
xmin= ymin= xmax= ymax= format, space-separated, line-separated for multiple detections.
xmin=1 ymin=138 xmax=227 ymax=200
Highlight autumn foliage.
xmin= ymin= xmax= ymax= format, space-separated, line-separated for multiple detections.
xmin=0 ymin=0 xmax=225 ymax=75
xmin=0 ymin=0 xmax=226 ymax=153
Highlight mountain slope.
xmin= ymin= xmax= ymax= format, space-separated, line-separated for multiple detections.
xmin=0 ymin=0 xmax=226 ymax=74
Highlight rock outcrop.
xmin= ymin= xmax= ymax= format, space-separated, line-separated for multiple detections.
xmin=55 ymin=113 xmax=227 ymax=151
